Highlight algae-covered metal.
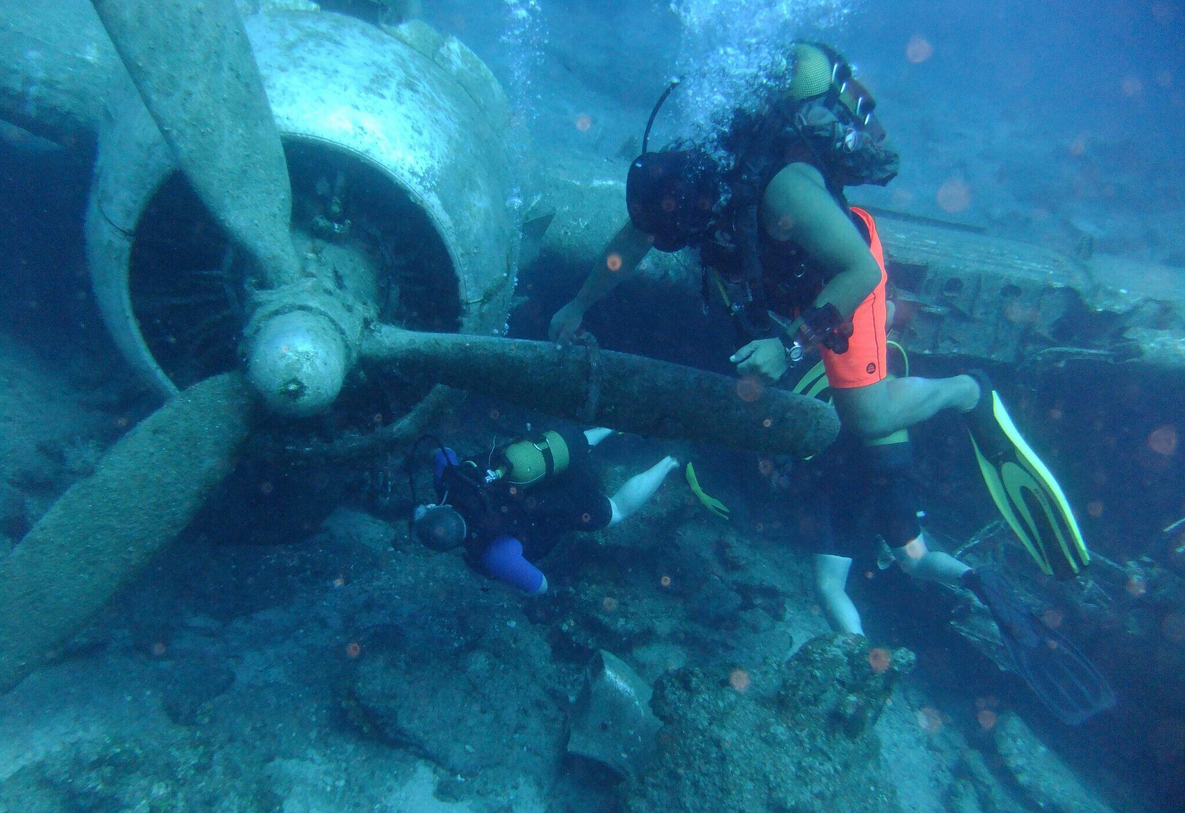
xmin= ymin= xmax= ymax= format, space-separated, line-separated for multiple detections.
xmin=568 ymin=650 xmax=661 ymax=779
xmin=86 ymin=10 xmax=522 ymax=401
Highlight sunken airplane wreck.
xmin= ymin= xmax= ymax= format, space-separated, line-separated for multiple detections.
xmin=0 ymin=0 xmax=836 ymax=692
xmin=0 ymin=0 xmax=1182 ymax=712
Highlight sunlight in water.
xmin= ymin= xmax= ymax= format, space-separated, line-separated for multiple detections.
xmin=501 ymin=0 xmax=548 ymax=119
xmin=666 ymin=0 xmax=851 ymax=148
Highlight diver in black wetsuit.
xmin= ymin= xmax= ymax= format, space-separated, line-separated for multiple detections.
xmin=412 ymin=428 xmax=678 ymax=594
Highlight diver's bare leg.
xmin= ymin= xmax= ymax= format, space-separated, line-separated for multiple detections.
xmin=893 ymin=535 xmax=970 ymax=585
xmin=608 ymin=456 xmax=679 ymax=526
xmin=832 ymin=375 xmax=980 ymax=439
xmin=584 ymin=427 xmax=614 ymax=447
xmin=814 ymin=554 xmax=863 ymax=635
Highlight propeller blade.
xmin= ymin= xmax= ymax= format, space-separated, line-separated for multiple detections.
xmin=0 ymin=373 xmax=255 ymax=693
xmin=92 ymin=0 xmax=301 ymax=285
xmin=361 ymin=327 xmax=840 ymax=459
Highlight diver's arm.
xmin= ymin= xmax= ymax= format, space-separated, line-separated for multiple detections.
xmin=733 ymin=164 xmax=881 ymax=381
xmin=575 ymin=220 xmax=652 ymax=307
xmin=760 ymin=163 xmax=883 ymax=323
xmin=549 ymin=221 xmax=652 ymax=342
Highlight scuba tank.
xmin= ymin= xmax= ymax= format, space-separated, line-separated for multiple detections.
xmin=625 ymin=79 xmax=725 ymax=253
xmin=484 ymin=431 xmax=571 ymax=487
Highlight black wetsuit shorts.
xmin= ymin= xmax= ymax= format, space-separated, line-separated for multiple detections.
xmin=808 ymin=432 xmax=922 ymax=560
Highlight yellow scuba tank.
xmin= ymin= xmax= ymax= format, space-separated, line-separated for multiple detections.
xmin=485 ymin=431 xmax=571 ymax=487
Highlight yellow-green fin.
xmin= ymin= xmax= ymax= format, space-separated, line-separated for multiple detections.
xmin=970 ymin=392 xmax=1089 ymax=578
xmin=685 ymin=462 xmax=731 ymax=521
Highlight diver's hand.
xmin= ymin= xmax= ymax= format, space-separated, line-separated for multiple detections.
xmin=549 ymin=300 xmax=586 ymax=344
xmin=730 ymin=338 xmax=790 ymax=383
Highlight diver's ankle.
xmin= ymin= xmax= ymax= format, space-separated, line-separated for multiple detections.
xmin=958 ymin=374 xmax=982 ymax=412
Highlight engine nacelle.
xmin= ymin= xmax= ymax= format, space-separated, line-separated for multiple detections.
xmin=86 ymin=10 xmax=523 ymax=423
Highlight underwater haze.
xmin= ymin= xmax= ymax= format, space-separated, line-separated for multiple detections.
xmin=1 ymin=1 xmax=1183 ymax=812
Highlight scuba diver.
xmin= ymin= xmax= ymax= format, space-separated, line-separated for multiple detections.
xmin=801 ymin=359 xmax=1115 ymax=725
xmin=548 ymin=43 xmax=1112 ymax=724
xmin=410 ymin=427 xmax=678 ymax=594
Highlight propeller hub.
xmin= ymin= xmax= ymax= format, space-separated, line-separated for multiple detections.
xmin=246 ymin=310 xmax=349 ymax=417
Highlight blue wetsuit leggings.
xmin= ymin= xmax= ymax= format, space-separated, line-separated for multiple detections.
xmin=481 ymin=534 xmax=545 ymax=593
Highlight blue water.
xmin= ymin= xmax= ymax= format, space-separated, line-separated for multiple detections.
xmin=0 ymin=1 xmax=1183 ymax=811
xmin=425 ymin=0 xmax=1184 ymax=258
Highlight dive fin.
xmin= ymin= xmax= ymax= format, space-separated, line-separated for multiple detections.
xmin=966 ymin=568 xmax=1116 ymax=725
xmin=963 ymin=371 xmax=1089 ymax=579
xmin=685 ymin=462 xmax=730 ymax=520
xmin=792 ymin=358 xmax=831 ymax=403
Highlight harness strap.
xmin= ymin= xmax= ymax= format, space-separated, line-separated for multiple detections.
xmin=539 ymin=439 xmax=555 ymax=478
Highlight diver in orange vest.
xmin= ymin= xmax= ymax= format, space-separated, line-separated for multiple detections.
xmin=549 ymin=43 xmax=1110 ymax=725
